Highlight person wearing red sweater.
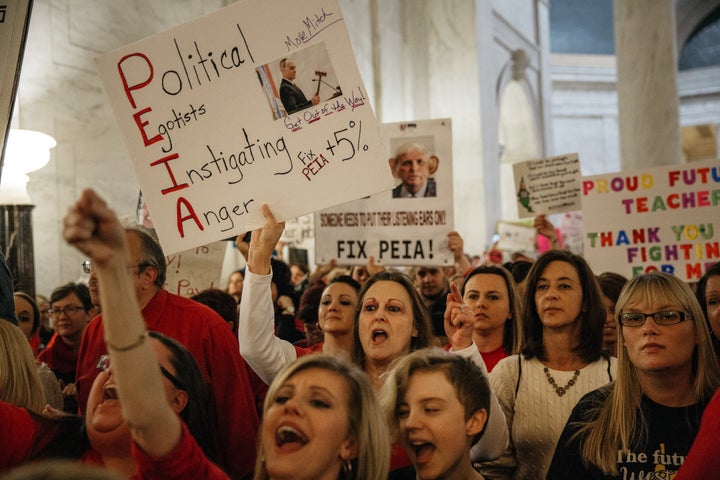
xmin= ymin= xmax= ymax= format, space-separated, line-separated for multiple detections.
xmin=38 ymin=282 xmax=92 ymax=412
xmin=75 ymin=223 xmax=258 ymax=479
xmin=675 ymin=387 xmax=720 ymax=479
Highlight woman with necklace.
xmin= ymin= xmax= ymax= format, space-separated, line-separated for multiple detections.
xmin=547 ymin=272 xmax=720 ymax=479
xmin=478 ymin=250 xmax=616 ymax=479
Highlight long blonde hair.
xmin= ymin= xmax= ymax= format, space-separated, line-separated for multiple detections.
xmin=576 ymin=272 xmax=720 ymax=473
xmin=254 ymin=354 xmax=390 ymax=480
xmin=0 ymin=320 xmax=46 ymax=412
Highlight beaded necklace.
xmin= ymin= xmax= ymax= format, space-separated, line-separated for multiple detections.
xmin=543 ymin=366 xmax=580 ymax=397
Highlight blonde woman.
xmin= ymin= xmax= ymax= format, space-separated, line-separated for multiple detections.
xmin=0 ymin=320 xmax=46 ymax=413
xmin=254 ymin=354 xmax=389 ymax=480
xmin=547 ymin=272 xmax=720 ymax=478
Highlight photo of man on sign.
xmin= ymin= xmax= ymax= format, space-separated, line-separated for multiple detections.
xmin=388 ymin=139 xmax=439 ymax=199
xmin=256 ymin=42 xmax=343 ymax=119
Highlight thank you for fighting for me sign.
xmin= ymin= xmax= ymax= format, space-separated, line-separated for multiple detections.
xmin=582 ymin=159 xmax=720 ymax=281
xmin=95 ymin=0 xmax=391 ymax=254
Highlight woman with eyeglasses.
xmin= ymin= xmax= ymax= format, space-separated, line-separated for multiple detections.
xmin=0 ymin=189 xmax=227 ymax=478
xmin=546 ymin=272 xmax=720 ymax=479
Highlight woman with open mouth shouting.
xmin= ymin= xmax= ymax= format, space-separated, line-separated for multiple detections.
xmin=254 ymin=354 xmax=389 ymax=480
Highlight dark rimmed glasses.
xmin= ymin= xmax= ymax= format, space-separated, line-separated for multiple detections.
xmin=618 ymin=310 xmax=689 ymax=327
xmin=48 ymin=305 xmax=86 ymax=317
xmin=96 ymin=354 xmax=185 ymax=391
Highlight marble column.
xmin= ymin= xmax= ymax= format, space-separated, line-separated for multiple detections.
xmin=0 ymin=204 xmax=36 ymax=298
xmin=614 ymin=0 xmax=682 ymax=169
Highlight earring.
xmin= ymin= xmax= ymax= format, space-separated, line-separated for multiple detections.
xmin=342 ymin=458 xmax=353 ymax=477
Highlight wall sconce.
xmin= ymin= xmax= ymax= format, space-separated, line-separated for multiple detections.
xmin=0 ymin=129 xmax=56 ymax=204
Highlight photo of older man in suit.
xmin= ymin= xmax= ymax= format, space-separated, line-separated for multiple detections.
xmin=389 ymin=142 xmax=437 ymax=198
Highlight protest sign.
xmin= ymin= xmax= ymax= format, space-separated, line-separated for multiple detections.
xmin=95 ymin=0 xmax=390 ymax=254
xmin=314 ymin=118 xmax=454 ymax=266
xmin=0 ymin=0 xmax=32 ymax=167
xmin=582 ymin=159 xmax=720 ymax=281
xmin=496 ymin=220 xmax=536 ymax=256
xmin=513 ymin=153 xmax=581 ymax=219
xmin=164 ymin=241 xmax=227 ymax=298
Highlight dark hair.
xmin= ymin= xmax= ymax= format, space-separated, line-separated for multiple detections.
xmin=190 ymin=289 xmax=238 ymax=333
xmin=508 ymin=261 xmax=533 ymax=285
xmin=461 ymin=265 xmax=522 ymax=354
xmin=696 ymin=262 xmax=720 ymax=351
xmin=351 ymin=271 xmax=435 ymax=368
xmin=520 ymin=250 xmax=605 ymax=363
xmin=596 ymin=272 xmax=628 ymax=304
xmin=270 ymin=258 xmax=293 ymax=299
xmin=147 ymin=331 xmax=217 ymax=462
xmin=291 ymin=263 xmax=310 ymax=275
xmin=13 ymin=291 xmax=40 ymax=335
xmin=329 ymin=275 xmax=361 ymax=293
xmin=50 ymin=283 xmax=93 ymax=311
xmin=125 ymin=227 xmax=167 ymax=287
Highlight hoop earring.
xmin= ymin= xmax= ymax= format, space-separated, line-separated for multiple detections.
xmin=342 ymin=458 xmax=353 ymax=477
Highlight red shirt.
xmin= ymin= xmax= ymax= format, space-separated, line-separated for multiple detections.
xmin=133 ymin=423 xmax=230 ymax=479
xmin=675 ymin=388 xmax=720 ymax=479
xmin=76 ymin=289 xmax=259 ymax=480
xmin=38 ymin=334 xmax=79 ymax=385
xmin=443 ymin=343 xmax=507 ymax=372
xmin=0 ymin=402 xmax=36 ymax=473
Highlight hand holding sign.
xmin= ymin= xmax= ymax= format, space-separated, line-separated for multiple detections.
xmin=444 ymin=282 xmax=473 ymax=350
xmin=246 ymin=204 xmax=285 ymax=276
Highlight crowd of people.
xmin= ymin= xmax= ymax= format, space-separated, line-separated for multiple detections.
xmin=0 ymin=189 xmax=719 ymax=479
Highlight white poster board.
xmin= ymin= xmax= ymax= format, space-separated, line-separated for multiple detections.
xmin=95 ymin=0 xmax=391 ymax=255
xmin=513 ymin=153 xmax=582 ymax=219
xmin=582 ymin=159 xmax=720 ymax=281
xmin=0 ymin=0 xmax=33 ymax=171
xmin=314 ymin=118 xmax=454 ymax=266
xmin=164 ymin=241 xmax=227 ymax=297
xmin=496 ymin=221 xmax=536 ymax=256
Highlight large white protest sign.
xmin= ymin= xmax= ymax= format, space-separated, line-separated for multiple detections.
xmin=95 ymin=0 xmax=391 ymax=254
xmin=0 ymin=0 xmax=32 ymax=166
xmin=314 ymin=119 xmax=454 ymax=267
xmin=513 ymin=153 xmax=582 ymax=218
xmin=582 ymin=159 xmax=720 ymax=281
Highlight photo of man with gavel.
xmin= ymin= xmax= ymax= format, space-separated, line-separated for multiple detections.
xmin=278 ymin=57 xmax=321 ymax=114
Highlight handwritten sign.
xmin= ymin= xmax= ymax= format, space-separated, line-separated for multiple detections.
xmin=582 ymin=159 xmax=720 ymax=281
xmin=95 ymin=0 xmax=391 ymax=255
xmin=314 ymin=118 xmax=454 ymax=266
xmin=512 ymin=153 xmax=582 ymax=218
xmin=496 ymin=220 xmax=536 ymax=255
xmin=0 ymin=0 xmax=32 ymax=167
xmin=164 ymin=241 xmax=227 ymax=298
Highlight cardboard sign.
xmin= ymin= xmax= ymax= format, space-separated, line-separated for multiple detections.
xmin=314 ymin=118 xmax=454 ymax=266
xmin=95 ymin=0 xmax=391 ymax=254
xmin=164 ymin=241 xmax=227 ymax=298
xmin=582 ymin=159 xmax=720 ymax=281
xmin=513 ymin=153 xmax=582 ymax=218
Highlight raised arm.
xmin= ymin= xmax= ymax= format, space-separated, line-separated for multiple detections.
xmin=237 ymin=205 xmax=298 ymax=384
xmin=444 ymin=282 xmax=509 ymax=461
xmin=62 ymin=189 xmax=180 ymax=458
